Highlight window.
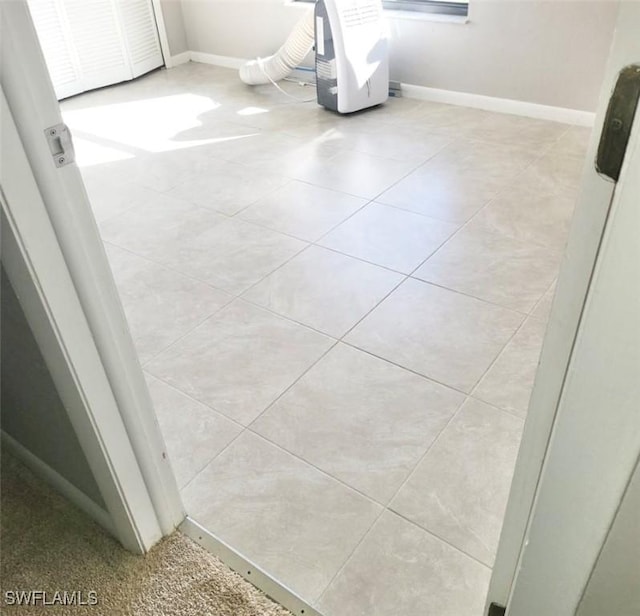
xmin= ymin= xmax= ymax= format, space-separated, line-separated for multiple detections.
xmin=382 ymin=0 xmax=467 ymax=16
xmin=295 ymin=0 xmax=468 ymax=18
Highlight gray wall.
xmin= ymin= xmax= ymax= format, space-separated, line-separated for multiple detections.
xmin=160 ymin=0 xmax=189 ymax=56
xmin=1 ymin=269 xmax=106 ymax=508
xmin=179 ymin=0 xmax=618 ymax=111
xmin=577 ymin=459 xmax=640 ymax=616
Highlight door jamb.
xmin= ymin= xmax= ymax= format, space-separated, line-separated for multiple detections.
xmin=1 ymin=88 xmax=158 ymax=553
xmin=1 ymin=0 xmax=184 ymax=547
xmin=150 ymin=0 xmax=175 ymax=67
xmin=486 ymin=3 xmax=639 ymax=610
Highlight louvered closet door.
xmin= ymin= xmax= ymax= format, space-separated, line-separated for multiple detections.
xmin=27 ymin=0 xmax=83 ymax=99
xmin=116 ymin=0 xmax=164 ymax=78
xmin=63 ymin=0 xmax=131 ymax=92
xmin=27 ymin=0 xmax=163 ymax=100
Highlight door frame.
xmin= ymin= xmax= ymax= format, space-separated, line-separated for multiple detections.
xmin=4 ymin=0 xmax=637 ymax=602
xmin=1 ymin=87 xmax=160 ymax=554
xmin=486 ymin=3 xmax=640 ymax=612
xmin=150 ymin=0 xmax=174 ymax=68
xmin=0 ymin=0 xmax=184 ymax=550
xmin=507 ymin=74 xmax=640 ymax=616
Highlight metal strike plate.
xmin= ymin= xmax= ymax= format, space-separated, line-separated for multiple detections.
xmin=596 ymin=64 xmax=640 ymax=182
xmin=44 ymin=123 xmax=75 ymax=168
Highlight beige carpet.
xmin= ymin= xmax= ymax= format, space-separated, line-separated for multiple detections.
xmin=0 ymin=452 xmax=291 ymax=616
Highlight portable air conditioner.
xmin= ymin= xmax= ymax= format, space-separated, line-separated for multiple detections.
xmin=315 ymin=0 xmax=389 ymax=114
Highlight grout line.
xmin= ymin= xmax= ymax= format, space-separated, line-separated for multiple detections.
xmin=244 ymin=429 xmax=383 ymax=509
xmin=405 ymin=277 xmax=529 ymax=317
xmin=179 ymin=425 xmax=249 ymax=494
xmin=243 ymin=338 xmax=340 ymax=429
xmin=387 ymin=508 xmax=494 ymax=570
xmin=179 ymin=339 xmax=340 ymax=494
xmin=467 ymin=301 xmax=549 ymax=406
xmin=143 ymin=371 xmax=246 ymax=431
xmin=315 ymin=393 xmax=474 ymax=605
xmin=336 ymin=276 xmax=411 ymax=342
xmin=338 ymin=341 xmax=471 ymax=398
xmin=467 ymin=394 xmax=528 ymax=422
xmin=101 ymin=240 xmax=238 ymax=297
xmin=313 ymin=508 xmax=386 ymax=605
xmin=78 ymin=80 xmax=582 ymax=609
xmin=528 ymin=276 xmax=558 ymax=319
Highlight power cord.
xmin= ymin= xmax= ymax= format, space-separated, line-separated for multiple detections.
xmin=256 ymin=57 xmax=317 ymax=103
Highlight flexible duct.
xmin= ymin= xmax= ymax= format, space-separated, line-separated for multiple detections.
xmin=239 ymin=11 xmax=315 ymax=85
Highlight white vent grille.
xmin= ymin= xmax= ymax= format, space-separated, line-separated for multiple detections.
xmin=340 ymin=1 xmax=381 ymax=27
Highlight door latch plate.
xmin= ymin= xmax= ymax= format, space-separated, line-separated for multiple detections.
xmin=44 ymin=123 xmax=75 ymax=168
xmin=596 ymin=64 xmax=640 ymax=182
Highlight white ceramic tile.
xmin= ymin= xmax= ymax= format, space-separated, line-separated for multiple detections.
xmin=414 ymin=224 xmax=562 ymax=313
xmin=345 ymin=278 xmax=524 ymax=393
xmin=460 ymin=111 xmax=568 ymax=148
xmin=378 ymin=139 xmax=535 ymax=223
xmin=238 ymin=180 xmax=366 ymax=241
xmin=104 ymin=244 xmax=232 ymax=363
xmin=523 ymin=151 xmax=586 ymax=195
xmin=243 ymin=246 xmax=402 ymax=337
xmin=550 ymin=125 xmax=592 ymax=159
xmin=99 ymin=194 xmax=228 ymax=262
xmin=134 ymin=148 xmax=232 ymax=194
xmin=160 ymin=218 xmax=308 ymax=295
xmin=344 ymin=124 xmax=452 ymax=162
xmin=318 ymin=511 xmax=491 ymax=616
xmin=388 ymin=101 xmax=489 ymax=136
xmin=531 ymin=280 xmax=557 ymax=322
xmin=81 ymin=175 xmax=160 ymax=223
xmin=145 ymin=374 xmax=241 ymax=489
xmin=182 ymin=432 xmax=382 ymax=602
xmin=167 ymin=160 xmax=290 ymax=215
xmin=319 ymin=202 xmax=459 ymax=273
xmin=391 ymin=398 xmax=524 ymax=566
xmin=473 ymin=316 xmax=547 ymax=417
xmin=253 ymin=343 xmax=464 ymax=503
xmin=470 ymin=181 xmax=577 ymax=252
xmin=292 ymin=149 xmax=419 ymax=200
xmin=145 ymin=300 xmax=333 ymax=425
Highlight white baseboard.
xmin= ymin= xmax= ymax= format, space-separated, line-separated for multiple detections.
xmin=401 ymin=83 xmax=595 ymax=127
xmin=166 ymin=50 xmax=191 ymax=69
xmin=1 ymin=430 xmax=115 ymax=536
xmin=189 ymin=51 xmax=246 ymax=70
xmin=186 ymin=52 xmax=595 ymax=127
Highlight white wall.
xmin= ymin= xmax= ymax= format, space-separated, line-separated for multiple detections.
xmin=178 ymin=0 xmax=618 ymax=111
xmin=1 ymin=270 xmax=106 ymax=509
xmin=160 ymin=0 xmax=189 ymax=56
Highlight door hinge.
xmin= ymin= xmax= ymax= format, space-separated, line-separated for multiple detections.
xmin=44 ymin=123 xmax=75 ymax=168
xmin=488 ymin=602 xmax=506 ymax=616
xmin=596 ymin=64 xmax=640 ymax=182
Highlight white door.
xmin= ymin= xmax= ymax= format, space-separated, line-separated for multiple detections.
xmin=1 ymin=0 xmax=183 ymax=547
xmin=27 ymin=0 xmax=164 ymax=99
xmin=487 ymin=3 xmax=640 ymax=614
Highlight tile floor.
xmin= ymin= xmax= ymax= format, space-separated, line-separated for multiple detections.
xmin=62 ymin=62 xmax=590 ymax=616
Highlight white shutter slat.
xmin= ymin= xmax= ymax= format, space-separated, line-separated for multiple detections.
xmin=27 ymin=0 xmax=164 ymax=100
xmin=62 ymin=0 xmax=131 ymax=91
xmin=117 ymin=0 xmax=163 ymax=78
xmin=27 ymin=0 xmax=83 ymax=98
